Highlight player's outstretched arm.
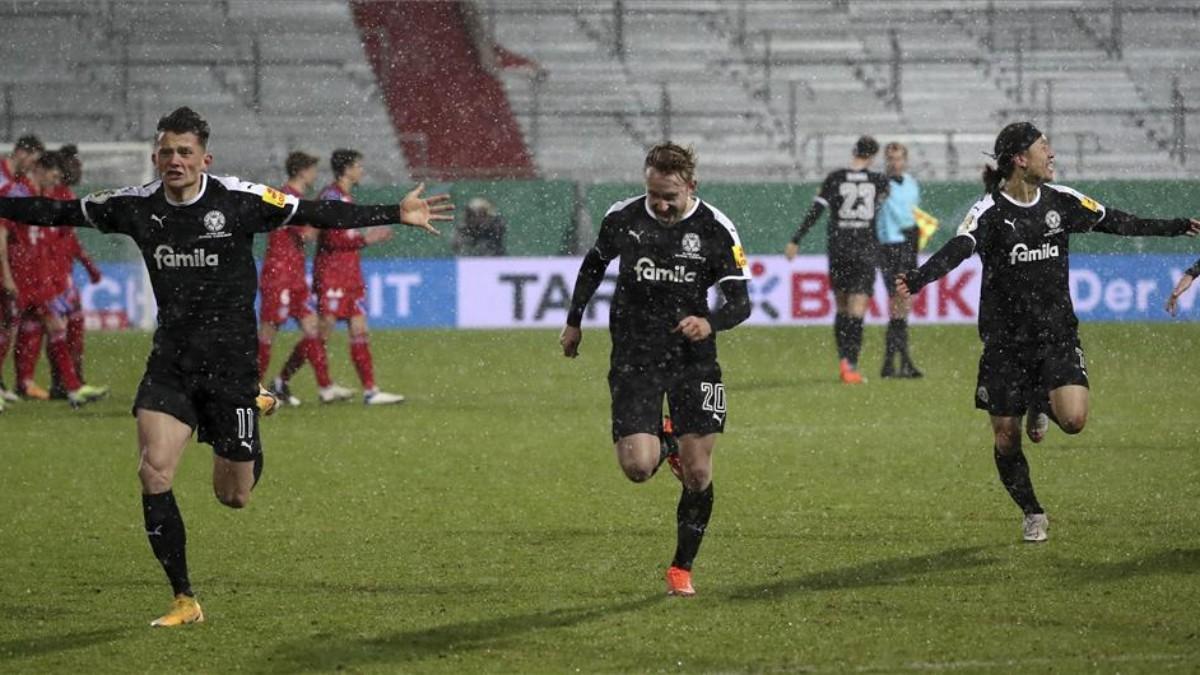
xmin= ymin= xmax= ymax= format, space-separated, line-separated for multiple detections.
xmin=1094 ymin=212 xmax=1200 ymax=238
xmin=293 ymin=183 xmax=453 ymax=236
xmin=397 ymin=183 xmax=453 ymax=235
xmin=785 ymin=202 xmax=825 ymax=261
xmin=0 ymin=197 xmax=90 ymax=228
xmin=1166 ymin=259 xmax=1200 ymax=316
xmin=895 ymin=234 xmax=974 ymax=299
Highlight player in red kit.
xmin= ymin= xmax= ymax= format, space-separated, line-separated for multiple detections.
xmin=0 ymin=150 xmax=107 ymax=406
xmin=313 ymin=149 xmax=403 ymax=405
xmin=258 ymin=151 xmax=353 ymax=406
xmin=0 ymin=134 xmax=43 ymax=403
xmin=29 ymin=146 xmax=103 ymax=399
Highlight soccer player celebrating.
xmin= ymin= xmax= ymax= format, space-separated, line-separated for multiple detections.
xmin=258 ymin=151 xmax=351 ymax=406
xmin=560 ymin=143 xmax=751 ymax=596
xmin=313 ymin=149 xmax=404 ymax=405
xmin=876 ymin=142 xmax=923 ymax=378
xmin=896 ymin=122 xmax=1200 ymax=543
xmin=0 ymin=107 xmax=452 ymax=626
xmin=785 ymin=136 xmax=889 ymax=384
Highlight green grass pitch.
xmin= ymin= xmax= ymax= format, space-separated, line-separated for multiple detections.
xmin=1 ymin=325 xmax=1197 ymax=673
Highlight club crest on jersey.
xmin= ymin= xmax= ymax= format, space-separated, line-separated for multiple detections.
xmin=1044 ymin=210 xmax=1064 ymax=236
xmin=676 ymin=232 xmax=705 ymax=261
xmin=1009 ymin=242 xmax=1059 ymax=265
xmin=635 ymin=257 xmax=696 ymax=283
xmin=200 ymin=210 xmax=231 ymax=239
xmin=153 ymin=245 xmax=219 ymax=269
xmin=682 ymin=233 xmax=700 ymax=253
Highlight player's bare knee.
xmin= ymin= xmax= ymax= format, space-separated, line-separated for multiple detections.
xmin=1058 ymin=413 xmax=1087 ymax=434
xmin=993 ymin=429 xmax=1021 ymax=454
xmin=682 ymin=468 xmax=711 ymax=492
xmin=215 ymin=487 xmax=250 ymax=509
xmin=137 ymin=457 xmax=173 ymax=493
xmin=619 ymin=460 xmax=654 ymax=483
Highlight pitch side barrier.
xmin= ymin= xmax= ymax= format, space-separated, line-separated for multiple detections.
xmin=73 ymin=254 xmax=1200 ymax=331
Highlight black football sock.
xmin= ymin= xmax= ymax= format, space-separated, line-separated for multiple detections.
xmin=671 ymin=483 xmax=714 ymax=571
xmin=833 ymin=314 xmax=848 ymax=361
xmin=994 ymin=445 xmax=1043 ymax=515
xmin=845 ymin=316 xmax=864 ymax=367
xmin=252 ymin=453 xmax=264 ymax=488
xmin=888 ymin=318 xmax=906 ymax=359
xmin=142 ymin=490 xmax=193 ymax=597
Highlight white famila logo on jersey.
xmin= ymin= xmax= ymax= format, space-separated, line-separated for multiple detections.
xmin=154 ymin=245 xmax=219 ymax=269
xmin=1008 ymin=242 xmax=1059 ymax=265
xmin=634 ymin=257 xmax=696 ymax=283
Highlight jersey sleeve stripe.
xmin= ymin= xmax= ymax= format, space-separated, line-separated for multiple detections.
xmin=80 ymin=181 xmax=158 ymax=227
xmin=278 ymin=200 xmax=300 ymax=227
xmin=706 ymin=201 xmax=744 ymax=248
xmin=1046 ymin=182 xmax=1107 ymax=226
xmin=717 ymin=272 xmax=752 ymax=283
xmin=958 ymin=232 xmax=977 ymax=252
xmin=813 ymin=196 xmax=829 ymax=207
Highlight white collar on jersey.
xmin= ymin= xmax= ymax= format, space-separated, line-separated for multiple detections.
xmin=164 ymin=173 xmax=208 ymax=207
xmin=999 ymin=187 xmax=1041 ymax=208
xmin=643 ymin=195 xmax=701 ymax=224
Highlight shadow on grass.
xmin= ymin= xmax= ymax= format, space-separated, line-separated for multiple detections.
xmin=265 ymin=594 xmax=663 ymax=672
xmin=1064 ymin=547 xmax=1200 ymax=583
xmin=0 ymin=628 xmax=129 ymax=663
xmin=724 ymin=545 xmax=995 ymax=600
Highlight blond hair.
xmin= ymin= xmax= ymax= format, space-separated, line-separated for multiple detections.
xmin=644 ymin=142 xmax=697 ymax=184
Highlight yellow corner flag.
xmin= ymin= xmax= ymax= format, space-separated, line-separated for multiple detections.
xmin=913 ymin=206 xmax=939 ymax=251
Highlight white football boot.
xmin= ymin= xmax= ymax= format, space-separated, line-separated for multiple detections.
xmin=318 ymin=383 xmax=356 ymax=404
xmin=363 ymin=388 xmax=405 ymax=406
xmin=1022 ymin=513 xmax=1049 ymax=543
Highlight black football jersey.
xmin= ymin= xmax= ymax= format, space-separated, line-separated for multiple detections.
xmin=956 ymin=183 xmax=1106 ymax=345
xmin=80 ymin=174 xmax=300 ymax=357
xmin=592 ymin=195 xmax=750 ymax=364
xmin=814 ymin=168 xmax=890 ymax=255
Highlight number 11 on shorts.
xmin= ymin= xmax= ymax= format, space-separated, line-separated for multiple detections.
xmin=236 ymin=407 xmax=255 ymax=439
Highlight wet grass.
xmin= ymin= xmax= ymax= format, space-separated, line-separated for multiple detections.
xmin=1 ymin=324 xmax=1198 ymax=673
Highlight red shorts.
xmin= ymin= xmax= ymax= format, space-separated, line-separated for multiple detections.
xmin=18 ymin=287 xmax=72 ymax=319
xmin=259 ymin=282 xmax=314 ymax=325
xmin=316 ymin=285 xmax=366 ymax=320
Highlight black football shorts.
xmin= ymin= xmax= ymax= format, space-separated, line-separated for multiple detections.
xmin=608 ymin=359 xmax=726 ymax=442
xmin=879 ymin=233 xmax=918 ymax=297
xmin=133 ymin=356 xmax=262 ymax=462
xmin=974 ymin=338 xmax=1090 ymax=417
xmin=828 ymin=250 xmax=878 ymax=295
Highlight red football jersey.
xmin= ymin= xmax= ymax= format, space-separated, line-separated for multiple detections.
xmin=41 ymin=185 xmax=82 ymax=296
xmin=1 ymin=180 xmax=59 ymax=303
xmin=313 ymin=183 xmax=365 ymax=291
xmin=261 ymin=184 xmax=313 ymax=288
xmin=4 ymin=221 xmax=56 ymax=304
